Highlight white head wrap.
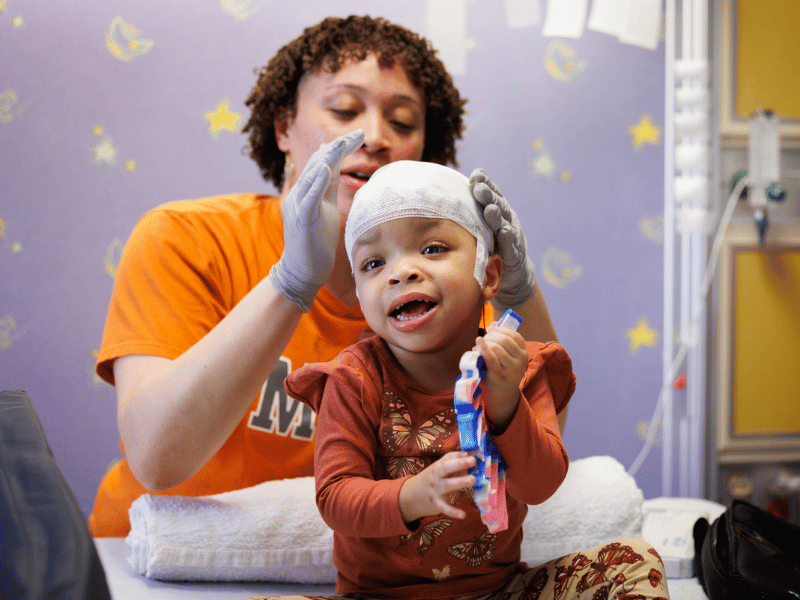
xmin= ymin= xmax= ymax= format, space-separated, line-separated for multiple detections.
xmin=345 ymin=161 xmax=495 ymax=285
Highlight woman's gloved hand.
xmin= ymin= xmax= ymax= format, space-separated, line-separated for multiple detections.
xmin=270 ymin=129 xmax=364 ymax=312
xmin=470 ymin=168 xmax=537 ymax=309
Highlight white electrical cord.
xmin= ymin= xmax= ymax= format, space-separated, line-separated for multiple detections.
xmin=628 ymin=173 xmax=752 ymax=477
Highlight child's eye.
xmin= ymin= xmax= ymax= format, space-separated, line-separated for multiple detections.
xmin=361 ymin=258 xmax=384 ymax=272
xmin=422 ymin=244 xmax=447 ymax=255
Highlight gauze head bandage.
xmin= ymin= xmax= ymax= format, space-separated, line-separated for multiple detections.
xmin=345 ymin=160 xmax=495 ymax=285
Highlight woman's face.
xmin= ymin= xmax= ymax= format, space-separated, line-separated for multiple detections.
xmin=276 ymin=54 xmax=426 ymax=219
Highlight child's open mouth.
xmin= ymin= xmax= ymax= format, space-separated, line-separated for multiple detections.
xmin=390 ymin=300 xmax=437 ymax=322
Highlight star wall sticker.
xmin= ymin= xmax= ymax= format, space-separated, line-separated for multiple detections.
xmin=205 ymin=99 xmax=241 ymax=139
xmin=629 ymin=115 xmax=661 ymax=149
xmin=90 ymin=125 xmax=137 ymax=174
xmin=92 ymin=136 xmax=118 ymax=166
xmin=626 ymin=317 xmax=658 ymax=353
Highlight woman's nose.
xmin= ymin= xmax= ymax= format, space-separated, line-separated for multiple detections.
xmin=359 ymin=112 xmax=390 ymax=154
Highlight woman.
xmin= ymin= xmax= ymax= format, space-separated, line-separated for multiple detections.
xmin=88 ymin=15 xmax=558 ymax=537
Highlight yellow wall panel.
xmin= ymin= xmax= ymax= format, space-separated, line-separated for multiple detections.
xmin=736 ymin=0 xmax=800 ymax=120
xmin=733 ymin=248 xmax=800 ymax=434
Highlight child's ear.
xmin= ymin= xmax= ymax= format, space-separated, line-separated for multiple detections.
xmin=481 ymin=254 xmax=503 ymax=301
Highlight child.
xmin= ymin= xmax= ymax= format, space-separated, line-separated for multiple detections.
xmin=282 ymin=161 xmax=669 ymax=600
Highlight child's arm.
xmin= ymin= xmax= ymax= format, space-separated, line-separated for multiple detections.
xmin=397 ymin=451 xmax=476 ymax=524
xmin=474 ymin=326 xmax=573 ymax=506
xmin=473 ymin=322 xmax=528 ymax=433
xmin=313 ymin=375 xmax=433 ymax=537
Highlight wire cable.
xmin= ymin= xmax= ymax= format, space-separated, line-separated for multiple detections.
xmin=628 ymin=173 xmax=751 ymax=478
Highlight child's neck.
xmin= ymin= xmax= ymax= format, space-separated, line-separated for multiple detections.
xmin=386 ymin=336 xmax=479 ymax=393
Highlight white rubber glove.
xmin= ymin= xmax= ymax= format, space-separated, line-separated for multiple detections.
xmin=269 ymin=129 xmax=364 ymax=312
xmin=470 ymin=168 xmax=537 ymax=310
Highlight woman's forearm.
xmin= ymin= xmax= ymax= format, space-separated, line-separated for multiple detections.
xmin=512 ymin=284 xmax=558 ymax=344
xmin=115 ymin=275 xmax=303 ymax=491
xmin=508 ymin=285 xmax=567 ymax=434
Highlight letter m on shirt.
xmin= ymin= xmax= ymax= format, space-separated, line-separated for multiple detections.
xmin=248 ymin=357 xmax=314 ymax=441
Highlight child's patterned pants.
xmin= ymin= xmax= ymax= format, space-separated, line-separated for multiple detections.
xmin=249 ymin=537 xmax=670 ymax=599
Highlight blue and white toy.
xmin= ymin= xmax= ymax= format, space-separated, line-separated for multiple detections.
xmin=454 ymin=309 xmax=521 ymax=533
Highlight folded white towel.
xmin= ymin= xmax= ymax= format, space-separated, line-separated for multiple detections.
xmin=521 ymin=455 xmax=644 ymax=567
xmin=127 ymin=455 xmax=643 ymax=582
xmin=127 ymin=476 xmax=335 ymax=583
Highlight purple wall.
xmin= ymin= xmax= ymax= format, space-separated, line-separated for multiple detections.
xmin=0 ymin=1 xmax=666 ymax=517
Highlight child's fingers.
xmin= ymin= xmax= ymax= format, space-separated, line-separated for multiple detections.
xmin=437 ymin=451 xmax=476 ymax=474
xmin=436 ymin=498 xmax=468 ymax=520
xmin=483 ymin=326 xmax=526 ymax=348
xmin=476 ymin=331 xmax=526 ymax=365
xmin=425 ymin=453 xmax=475 ymax=519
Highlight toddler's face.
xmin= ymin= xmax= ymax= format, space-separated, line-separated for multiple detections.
xmin=351 ymin=217 xmax=487 ymax=358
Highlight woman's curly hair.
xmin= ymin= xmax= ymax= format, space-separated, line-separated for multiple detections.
xmin=243 ymin=15 xmax=467 ymax=189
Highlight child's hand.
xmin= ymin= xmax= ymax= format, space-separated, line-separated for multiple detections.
xmin=398 ymin=451 xmax=476 ymax=524
xmin=474 ymin=322 xmax=528 ymax=433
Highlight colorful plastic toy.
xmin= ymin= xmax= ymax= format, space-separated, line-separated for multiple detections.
xmin=454 ymin=309 xmax=521 ymax=533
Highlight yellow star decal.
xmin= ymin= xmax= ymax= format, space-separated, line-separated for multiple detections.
xmin=0 ymin=218 xmax=6 ymax=239
xmin=205 ymin=99 xmax=241 ymax=139
xmin=0 ymin=0 xmax=6 ymax=13
xmin=626 ymin=317 xmax=658 ymax=353
xmin=92 ymin=136 xmax=118 ymax=166
xmin=629 ymin=115 xmax=661 ymax=149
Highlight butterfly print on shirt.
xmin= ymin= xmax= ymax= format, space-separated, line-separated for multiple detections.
xmin=448 ymin=485 xmax=475 ymax=507
xmin=380 ymin=391 xmax=455 ymax=455
xmin=446 ymin=529 xmax=497 ymax=567
xmin=398 ymin=517 xmax=454 ymax=558
xmin=382 ymin=455 xmax=427 ymax=480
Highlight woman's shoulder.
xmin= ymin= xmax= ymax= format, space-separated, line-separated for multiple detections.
xmin=129 ymin=193 xmax=281 ymax=258
xmin=138 ymin=193 xmax=278 ymax=226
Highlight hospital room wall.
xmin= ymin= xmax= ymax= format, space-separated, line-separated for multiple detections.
xmin=709 ymin=0 xmax=800 ymax=519
xmin=0 ymin=1 xmax=668 ymax=517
